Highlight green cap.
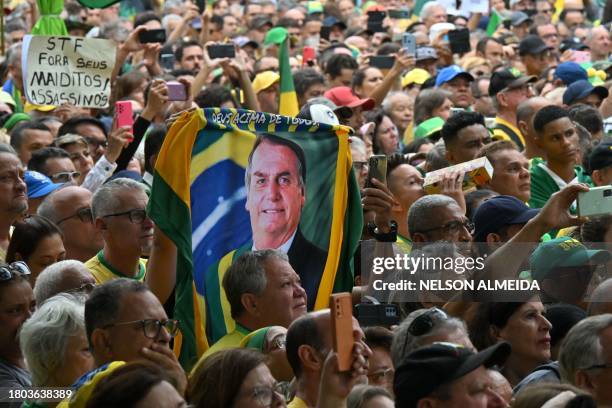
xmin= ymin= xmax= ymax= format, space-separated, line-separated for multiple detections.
xmin=239 ymin=327 xmax=270 ymax=351
xmin=264 ymin=26 xmax=289 ymax=46
xmin=2 ymin=112 xmax=30 ymax=131
xmin=307 ymin=1 xmax=324 ymax=14
xmin=414 ymin=117 xmax=444 ymax=139
xmin=530 ymin=237 xmax=610 ymax=281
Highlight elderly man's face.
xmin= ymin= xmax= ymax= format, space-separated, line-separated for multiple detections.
xmin=488 ymin=148 xmax=531 ymax=202
xmin=583 ymin=326 xmax=612 ymax=406
xmin=0 ymin=152 xmax=27 ymax=216
xmin=246 ymin=139 xmax=305 ymax=249
xmin=416 ymin=203 xmax=473 ymax=243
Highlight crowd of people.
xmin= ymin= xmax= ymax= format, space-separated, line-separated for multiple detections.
xmin=1 ymin=0 xmax=612 ymax=406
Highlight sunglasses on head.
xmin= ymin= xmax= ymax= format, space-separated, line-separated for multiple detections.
xmin=0 ymin=261 xmax=31 ymax=281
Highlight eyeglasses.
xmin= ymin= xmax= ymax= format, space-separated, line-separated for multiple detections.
xmin=50 ymin=171 xmax=81 ymax=183
xmin=85 ymin=137 xmax=108 ymax=149
xmin=353 ymin=161 xmax=369 ymax=171
xmin=367 ymin=367 xmax=394 ymax=383
xmin=102 ymin=209 xmax=148 ymax=224
xmin=238 ymin=383 xmax=285 ymax=406
xmin=56 ymin=207 xmax=94 ymax=225
xmin=66 ymin=282 xmax=96 ymax=294
xmin=103 ymin=319 xmax=180 ymax=339
xmin=417 ymin=219 xmax=475 ymax=236
xmin=0 ymin=261 xmax=31 ymax=281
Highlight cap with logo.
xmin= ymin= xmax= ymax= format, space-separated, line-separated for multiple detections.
xmin=519 ymin=35 xmax=551 ymax=56
xmin=324 ymin=87 xmax=375 ymax=110
xmin=473 ymin=195 xmax=540 ymax=242
xmin=252 ymin=71 xmax=280 ymax=94
xmin=435 ymin=65 xmax=474 ymax=87
xmin=530 ymin=237 xmax=611 ymax=281
xmin=394 ymin=341 xmax=512 ymax=408
xmin=587 ymin=138 xmax=612 ymax=174
xmin=553 ymin=62 xmax=588 ymax=86
xmin=488 ymin=68 xmax=537 ymax=97
xmin=562 ymin=79 xmax=609 ymax=105
xmin=25 ymin=170 xmax=63 ymax=199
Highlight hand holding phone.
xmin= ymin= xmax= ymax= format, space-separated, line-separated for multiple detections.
xmin=330 ymin=293 xmax=354 ymax=372
xmin=115 ymin=101 xmax=133 ymax=134
xmin=402 ymin=33 xmax=416 ymax=56
xmin=166 ymin=81 xmax=188 ymax=101
xmin=207 ymin=44 xmax=236 ymax=59
xmin=366 ymin=155 xmax=387 ymax=188
xmin=138 ymin=29 xmax=167 ymax=44
xmin=302 ymin=46 xmax=316 ymax=66
xmin=448 ymin=28 xmax=471 ymax=55
xmin=577 ymin=186 xmax=612 ymax=217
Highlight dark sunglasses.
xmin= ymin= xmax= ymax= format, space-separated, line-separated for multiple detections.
xmin=0 ymin=261 xmax=31 ymax=281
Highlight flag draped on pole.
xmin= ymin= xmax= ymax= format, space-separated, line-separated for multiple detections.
xmin=31 ymin=0 xmax=68 ymax=35
xmin=264 ymin=27 xmax=299 ymax=117
xmin=148 ymin=108 xmax=362 ymax=370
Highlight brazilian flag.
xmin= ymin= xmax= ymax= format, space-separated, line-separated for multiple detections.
xmin=148 ymin=108 xmax=362 ymax=369
xmin=264 ymin=27 xmax=299 ymax=117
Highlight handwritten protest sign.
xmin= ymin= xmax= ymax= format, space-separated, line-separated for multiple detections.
xmin=22 ymin=35 xmax=116 ymax=108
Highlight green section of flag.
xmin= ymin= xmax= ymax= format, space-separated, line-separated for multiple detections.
xmin=264 ymin=27 xmax=299 ymax=116
xmin=486 ymin=10 xmax=502 ymax=36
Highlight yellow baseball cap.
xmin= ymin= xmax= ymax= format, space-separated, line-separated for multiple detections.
xmin=252 ymin=71 xmax=280 ymax=94
xmin=24 ymin=102 xmax=56 ymax=113
xmin=402 ymin=68 xmax=431 ymax=88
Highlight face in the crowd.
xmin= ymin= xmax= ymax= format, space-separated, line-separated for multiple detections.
xmin=96 ymin=188 xmax=154 ymax=256
xmin=51 ymin=331 xmax=94 ymax=387
xmin=298 ymin=82 xmax=326 ymax=107
xmin=374 ymin=116 xmax=399 ymax=155
xmin=45 ymin=157 xmax=78 ymax=183
xmin=578 ymin=326 xmax=612 ymax=406
xmin=487 ymin=369 xmax=513 ymax=406
xmin=19 ymin=233 xmax=65 ymax=283
xmin=423 ymin=5 xmax=447 ymax=29
xmin=499 ymin=83 xmax=534 ymax=112
xmin=441 ymin=77 xmax=473 ymax=109
xmin=537 ymin=24 xmax=559 ymax=49
xmin=351 ymin=145 xmax=368 ymax=189
xmin=446 ymin=123 xmax=490 ymax=165
xmin=137 ymin=380 xmax=187 ymax=408
xmin=0 ymin=153 xmax=27 ymax=216
xmin=387 ymin=93 xmax=413 ymax=132
xmin=234 ymin=363 xmax=285 ymax=408
xmin=424 ymin=365 xmax=501 ymax=408
xmin=212 ymin=0 xmax=228 ymax=15
xmin=592 ymin=166 xmax=612 ymax=187
xmin=94 ymin=290 xmax=171 ymax=364
xmin=244 ymin=3 xmax=262 ymax=26
xmin=246 ymin=139 xmax=305 ymax=249
xmin=222 ymin=15 xmax=239 ymax=38
xmin=74 ymin=123 xmax=107 ymax=163
xmin=474 ymin=79 xmax=496 ymax=117
xmin=431 ymin=98 xmax=453 ymax=122
xmin=62 ymin=142 xmax=94 ymax=185
xmin=329 ymin=67 xmax=355 ymax=88
xmin=254 ymin=256 xmax=307 ymax=328
xmin=348 ymin=106 xmax=366 ymax=133
xmin=522 ymin=52 xmax=551 ymax=77
xmin=535 ymin=117 xmax=579 ymax=164
xmin=257 ymin=83 xmax=280 ymax=114
xmin=542 ymin=264 xmax=596 ymax=304
xmin=587 ymin=27 xmax=611 ymax=59
xmin=512 ymin=21 xmax=531 ymax=39
xmin=413 ymin=202 xmax=473 ymax=243
xmin=388 ymin=164 xmax=425 ymax=214
xmin=18 ymin=128 xmax=54 ymax=165
xmin=573 ymin=92 xmax=605 ymax=109
xmin=338 ymin=0 xmax=355 ymax=20
xmin=488 ymin=148 xmax=531 ymax=202
xmin=563 ymin=10 xmax=584 ymax=30
xmin=417 ymin=58 xmax=438 ymax=77
xmin=496 ymin=301 xmax=552 ymax=367
xmin=49 ymin=265 xmax=96 ymax=298
xmin=302 ymin=20 xmax=322 ymax=40
xmin=53 ymin=187 xmax=103 ymax=259
xmin=484 ymin=39 xmax=504 ymax=67
xmin=491 ymin=0 xmax=506 ymax=11
xmin=536 ymin=0 xmax=553 ymax=22
xmin=0 ymin=279 xmax=35 ymax=361
xmin=368 ymin=346 xmax=394 ymax=395
xmin=356 ymin=68 xmax=384 ymax=99
xmin=180 ymin=45 xmax=204 ymax=72
xmin=257 ymin=57 xmax=279 ymax=74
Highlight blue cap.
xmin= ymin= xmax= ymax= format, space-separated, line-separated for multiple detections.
xmin=473 ymin=195 xmax=539 ymax=242
xmin=562 ymin=79 xmax=609 ymax=105
xmin=322 ymin=16 xmax=347 ymax=29
xmin=435 ymin=65 xmax=474 ymax=87
xmin=554 ymin=62 xmax=588 ymax=86
xmin=25 ymin=171 xmax=63 ymax=199
xmin=106 ymin=170 xmax=143 ymax=184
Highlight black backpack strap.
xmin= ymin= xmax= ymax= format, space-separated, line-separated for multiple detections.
xmin=494 ymin=122 xmax=524 ymax=150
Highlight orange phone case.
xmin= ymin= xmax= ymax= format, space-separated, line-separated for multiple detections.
xmin=330 ymin=293 xmax=354 ymax=372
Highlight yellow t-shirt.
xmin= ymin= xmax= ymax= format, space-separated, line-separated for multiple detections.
xmin=492 ymin=116 xmax=526 ymax=150
xmin=191 ymin=324 xmax=251 ymax=375
xmin=288 ymin=397 xmax=309 ymax=408
xmin=85 ymin=251 xmax=147 ymax=284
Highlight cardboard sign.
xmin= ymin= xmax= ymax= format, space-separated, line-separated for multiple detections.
xmin=22 ymin=35 xmax=116 ymax=108
xmin=424 ymin=157 xmax=494 ymax=194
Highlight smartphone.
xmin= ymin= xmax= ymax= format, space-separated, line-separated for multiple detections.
xmin=369 ymin=55 xmax=395 ymax=69
xmin=577 ymin=186 xmax=612 ymax=217
xmin=192 ymin=17 xmax=202 ymax=30
xmin=138 ymin=28 xmax=167 ymax=44
xmin=402 ymin=33 xmax=416 ymax=55
xmin=354 ymin=303 xmax=400 ymax=328
xmin=448 ymin=28 xmax=471 ymax=54
xmin=572 ymin=50 xmax=591 ymax=63
xmin=367 ymin=21 xmax=386 ymax=33
xmin=450 ymin=107 xmax=465 ymax=117
xmin=367 ymin=10 xmax=386 ymax=22
xmin=330 ymin=293 xmax=354 ymax=372
xmin=388 ymin=9 xmax=410 ymax=19
xmin=160 ymin=54 xmax=175 ymax=71
xmin=366 ymin=154 xmax=387 ymax=187
xmin=302 ymin=46 xmax=316 ymax=66
xmin=320 ymin=25 xmax=331 ymax=41
xmin=166 ymin=81 xmax=188 ymax=101
xmin=115 ymin=101 xmax=133 ymax=137
xmin=207 ymin=44 xmax=235 ymax=59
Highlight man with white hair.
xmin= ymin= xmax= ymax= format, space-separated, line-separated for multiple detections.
xmin=559 ymin=314 xmax=612 ymax=407
xmin=85 ymin=178 xmax=154 ymax=284
xmin=34 ymin=260 xmax=96 ymax=305
xmin=420 ymin=2 xmax=447 ymax=29
xmin=585 ymin=26 xmax=611 ymax=62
